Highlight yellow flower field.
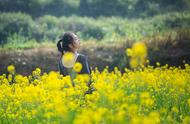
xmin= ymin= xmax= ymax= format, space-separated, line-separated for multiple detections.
xmin=0 ymin=42 xmax=190 ymax=124
xmin=0 ymin=64 xmax=190 ymax=124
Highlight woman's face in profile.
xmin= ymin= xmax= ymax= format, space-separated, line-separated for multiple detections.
xmin=73 ymin=34 xmax=80 ymax=49
xmin=69 ymin=33 xmax=80 ymax=52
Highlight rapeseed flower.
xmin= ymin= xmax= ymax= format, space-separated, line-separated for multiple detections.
xmin=62 ymin=52 xmax=75 ymax=67
xmin=126 ymin=42 xmax=147 ymax=68
xmin=0 ymin=64 xmax=190 ymax=123
xmin=73 ymin=62 xmax=82 ymax=72
xmin=7 ymin=65 xmax=15 ymax=74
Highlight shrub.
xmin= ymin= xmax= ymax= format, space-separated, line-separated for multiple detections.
xmin=0 ymin=11 xmax=190 ymax=45
xmin=0 ymin=12 xmax=34 ymax=44
xmin=3 ymin=33 xmax=39 ymax=49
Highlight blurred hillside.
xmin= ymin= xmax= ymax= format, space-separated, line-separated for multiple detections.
xmin=0 ymin=0 xmax=190 ymax=46
xmin=0 ymin=0 xmax=190 ymax=73
xmin=0 ymin=12 xmax=190 ymax=47
xmin=0 ymin=0 xmax=190 ymax=17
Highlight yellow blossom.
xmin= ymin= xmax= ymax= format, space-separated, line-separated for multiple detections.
xmin=73 ymin=62 xmax=82 ymax=73
xmin=62 ymin=52 xmax=75 ymax=66
xmin=126 ymin=48 xmax=133 ymax=56
xmin=7 ymin=65 xmax=15 ymax=74
xmin=0 ymin=63 xmax=190 ymax=123
xmin=126 ymin=42 xmax=147 ymax=68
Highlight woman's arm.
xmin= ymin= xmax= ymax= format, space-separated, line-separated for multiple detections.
xmin=84 ymin=56 xmax=91 ymax=75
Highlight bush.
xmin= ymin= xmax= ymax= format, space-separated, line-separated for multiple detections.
xmin=35 ymin=15 xmax=60 ymax=41
xmin=3 ymin=33 xmax=39 ymax=49
xmin=0 ymin=12 xmax=34 ymax=44
xmin=0 ymin=11 xmax=190 ymax=46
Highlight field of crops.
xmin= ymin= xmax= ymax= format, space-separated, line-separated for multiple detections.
xmin=0 ymin=42 xmax=190 ymax=124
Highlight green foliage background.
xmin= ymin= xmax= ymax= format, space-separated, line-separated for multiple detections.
xmin=0 ymin=0 xmax=190 ymax=17
xmin=0 ymin=11 xmax=190 ymax=48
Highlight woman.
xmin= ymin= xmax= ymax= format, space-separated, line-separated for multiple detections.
xmin=57 ymin=31 xmax=91 ymax=76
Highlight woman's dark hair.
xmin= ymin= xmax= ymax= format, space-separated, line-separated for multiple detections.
xmin=57 ymin=32 xmax=75 ymax=53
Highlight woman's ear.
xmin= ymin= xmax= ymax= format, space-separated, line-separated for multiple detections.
xmin=69 ymin=44 xmax=74 ymax=49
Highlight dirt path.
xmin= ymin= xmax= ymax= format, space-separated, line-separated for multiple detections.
xmin=0 ymin=40 xmax=190 ymax=75
xmin=0 ymin=47 xmax=60 ymax=75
